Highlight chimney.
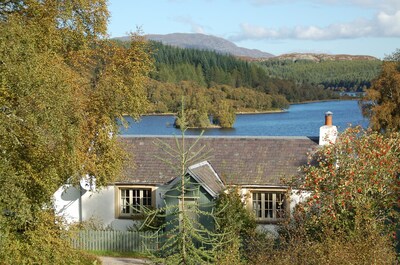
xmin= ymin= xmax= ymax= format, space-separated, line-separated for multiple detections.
xmin=325 ymin=111 xmax=333 ymax=126
xmin=319 ymin=111 xmax=338 ymax=145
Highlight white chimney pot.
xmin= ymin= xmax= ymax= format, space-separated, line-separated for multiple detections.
xmin=319 ymin=111 xmax=338 ymax=145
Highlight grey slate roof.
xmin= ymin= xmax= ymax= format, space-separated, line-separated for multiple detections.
xmin=187 ymin=161 xmax=225 ymax=198
xmin=118 ymin=135 xmax=319 ymax=186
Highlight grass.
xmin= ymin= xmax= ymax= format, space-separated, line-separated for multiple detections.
xmin=86 ymin=250 xmax=150 ymax=259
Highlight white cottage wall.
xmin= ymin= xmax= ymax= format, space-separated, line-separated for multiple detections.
xmin=54 ymin=185 xmax=81 ymax=223
xmin=54 ymin=185 xmax=168 ymax=231
xmin=54 ymin=185 xmax=309 ymax=232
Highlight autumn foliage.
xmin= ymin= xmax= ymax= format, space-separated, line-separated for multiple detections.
xmin=299 ymin=127 xmax=399 ymax=235
xmin=248 ymin=127 xmax=400 ymax=264
xmin=0 ymin=0 xmax=153 ymax=263
xmin=363 ymin=49 xmax=400 ymax=132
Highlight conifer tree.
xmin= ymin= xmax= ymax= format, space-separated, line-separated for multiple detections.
xmin=142 ymin=98 xmax=226 ymax=264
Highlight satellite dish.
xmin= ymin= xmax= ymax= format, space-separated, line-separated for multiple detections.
xmin=80 ymin=175 xmax=96 ymax=191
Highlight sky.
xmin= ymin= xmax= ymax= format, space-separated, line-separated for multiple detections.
xmin=107 ymin=0 xmax=400 ymax=59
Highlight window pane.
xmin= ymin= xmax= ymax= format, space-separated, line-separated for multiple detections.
xmin=119 ymin=188 xmax=152 ymax=215
xmin=252 ymin=191 xmax=286 ymax=221
xmin=265 ymin=193 xmax=273 ymax=219
xmin=132 ymin=189 xmax=140 ymax=205
xmin=121 ymin=189 xmax=130 ymax=214
xmin=252 ymin=192 xmax=262 ymax=218
xmin=143 ymin=189 xmax=152 ymax=206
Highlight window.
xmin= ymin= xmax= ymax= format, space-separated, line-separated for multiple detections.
xmin=252 ymin=191 xmax=287 ymax=222
xmin=116 ymin=187 xmax=154 ymax=218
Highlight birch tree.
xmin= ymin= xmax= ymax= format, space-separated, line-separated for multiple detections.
xmin=0 ymin=1 xmax=153 ymax=262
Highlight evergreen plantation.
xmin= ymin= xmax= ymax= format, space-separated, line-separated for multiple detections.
xmin=260 ymin=59 xmax=382 ymax=92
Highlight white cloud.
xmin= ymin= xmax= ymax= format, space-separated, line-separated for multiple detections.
xmin=247 ymin=0 xmax=400 ymax=10
xmin=173 ymin=16 xmax=207 ymax=34
xmin=377 ymin=10 xmax=400 ymax=36
xmin=229 ymin=8 xmax=400 ymax=41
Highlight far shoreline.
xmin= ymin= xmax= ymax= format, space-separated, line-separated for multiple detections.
xmin=140 ymin=98 xmax=359 ymax=117
xmin=289 ymin=98 xmax=359 ymax=106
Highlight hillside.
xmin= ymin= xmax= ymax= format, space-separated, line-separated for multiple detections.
xmin=270 ymin=53 xmax=378 ymax=62
xmin=116 ymin=33 xmax=274 ymax=59
xmin=116 ymin=33 xmax=380 ymax=63
xmin=147 ymin=33 xmax=274 ymax=59
xmin=259 ymin=57 xmax=381 ymax=91
xmin=142 ymin=41 xmax=339 ymax=114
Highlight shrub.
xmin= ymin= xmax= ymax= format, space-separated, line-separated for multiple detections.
xmin=0 ymin=211 xmax=100 ymax=264
xmin=250 ymin=228 xmax=397 ymax=265
xmin=248 ymin=127 xmax=400 ymax=264
xmin=215 ymin=187 xmax=257 ymax=264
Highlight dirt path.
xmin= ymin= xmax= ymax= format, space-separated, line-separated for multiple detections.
xmin=99 ymin=256 xmax=151 ymax=265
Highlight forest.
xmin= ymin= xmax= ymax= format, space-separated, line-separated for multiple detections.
xmin=146 ymin=41 xmax=339 ymax=113
xmin=259 ymin=59 xmax=382 ymax=92
xmin=113 ymin=39 xmax=383 ymax=126
xmin=125 ymin=40 xmax=382 ymax=127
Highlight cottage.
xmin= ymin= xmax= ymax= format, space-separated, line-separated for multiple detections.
xmin=54 ymin=112 xmax=337 ymax=230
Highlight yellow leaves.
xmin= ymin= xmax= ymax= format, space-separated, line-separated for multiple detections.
xmin=2 ymin=0 xmax=109 ymax=55
xmin=363 ymin=56 xmax=400 ymax=131
xmin=0 ymin=2 xmax=154 ymax=263
xmin=1 ymin=1 xmax=153 ymax=195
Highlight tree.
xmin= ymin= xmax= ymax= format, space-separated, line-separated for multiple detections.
xmin=362 ymin=49 xmax=400 ymax=131
xmin=174 ymin=85 xmax=212 ymax=128
xmin=248 ymin=127 xmax=399 ymax=264
xmin=214 ymin=187 xmax=257 ymax=264
xmin=142 ymin=100 xmax=225 ymax=264
xmin=0 ymin=1 xmax=153 ymax=262
xmin=297 ymin=126 xmax=399 ymax=234
xmin=212 ymin=100 xmax=236 ymax=128
xmin=278 ymin=127 xmax=400 ymax=263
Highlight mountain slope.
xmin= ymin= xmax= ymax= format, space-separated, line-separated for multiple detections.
xmin=117 ymin=33 xmax=274 ymax=59
xmin=146 ymin=33 xmax=274 ymax=58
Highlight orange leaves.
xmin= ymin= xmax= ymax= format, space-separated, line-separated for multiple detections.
xmin=295 ymin=126 xmax=400 ymax=236
xmin=362 ymin=52 xmax=400 ymax=131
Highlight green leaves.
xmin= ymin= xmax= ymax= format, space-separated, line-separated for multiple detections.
xmin=0 ymin=1 xmax=152 ymax=263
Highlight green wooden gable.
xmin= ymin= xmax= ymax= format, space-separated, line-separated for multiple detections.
xmin=163 ymin=161 xmax=225 ymax=231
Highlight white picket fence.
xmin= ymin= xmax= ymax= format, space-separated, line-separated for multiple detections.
xmin=71 ymin=230 xmax=160 ymax=252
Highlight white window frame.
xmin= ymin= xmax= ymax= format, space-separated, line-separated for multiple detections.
xmin=115 ymin=186 xmax=155 ymax=219
xmin=250 ymin=189 xmax=288 ymax=223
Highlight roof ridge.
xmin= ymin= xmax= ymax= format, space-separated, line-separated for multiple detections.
xmin=188 ymin=161 xmax=210 ymax=170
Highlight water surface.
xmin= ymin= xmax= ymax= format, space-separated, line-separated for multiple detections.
xmin=120 ymin=100 xmax=368 ymax=136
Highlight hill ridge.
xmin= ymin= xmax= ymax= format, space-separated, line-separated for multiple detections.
xmin=270 ymin=52 xmax=378 ymax=62
xmin=115 ymin=33 xmax=274 ymax=59
xmin=114 ymin=33 xmax=379 ymax=61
